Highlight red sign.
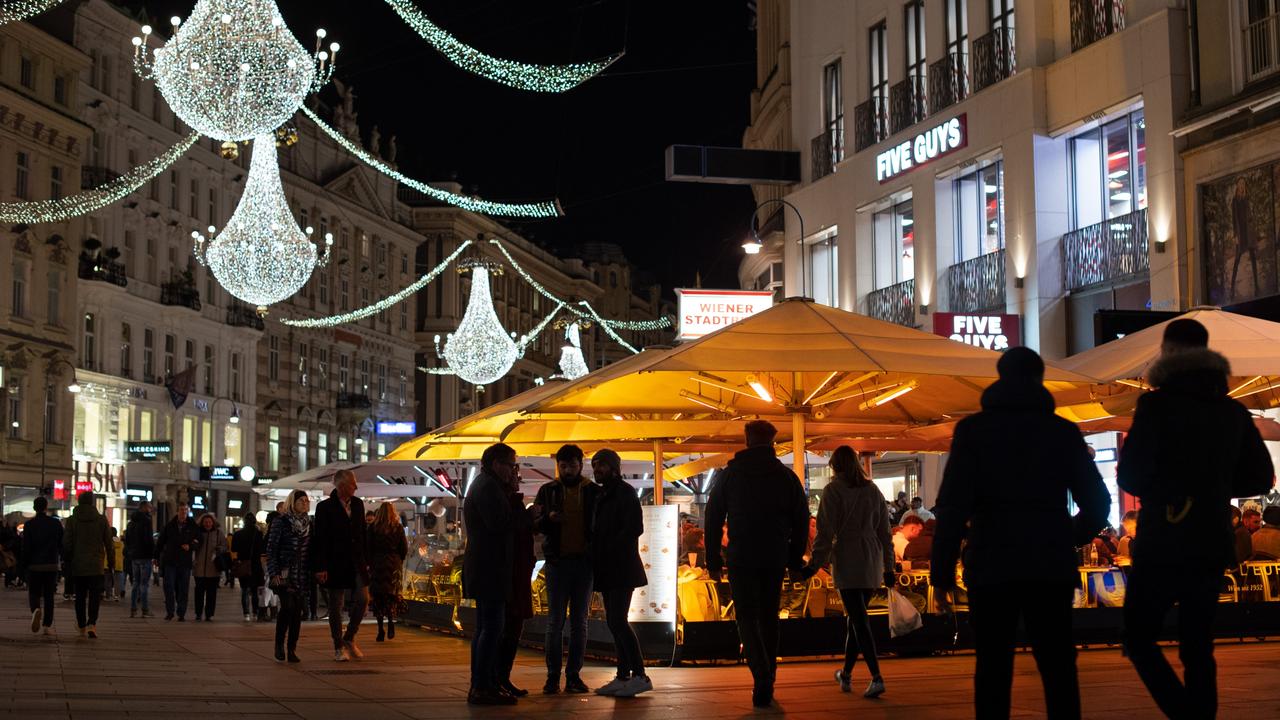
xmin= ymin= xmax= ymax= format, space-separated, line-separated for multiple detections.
xmin=53 ymin=479 xmax=67 ymax=501
xmin=933 ymin=313 xmax=1021 ymax=351
xmin=74 ymin=479 xmax=94 ymax=498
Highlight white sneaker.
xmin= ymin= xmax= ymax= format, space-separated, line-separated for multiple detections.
xmin=595 ymin=677 xmax=629 ymax=696
xmin=31 ymin=608 xmax=42 ymax=633
xmin=615 ymin=675 xmax=653 ymax=697
xmin=333 ymin=647 xmax=349 ymax=662
xmin=244 ymin=614 xmax=252 ymax=622
xmin=42 ymin=626 xmax=54 ymax=636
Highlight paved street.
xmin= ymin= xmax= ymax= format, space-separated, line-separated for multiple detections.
xmin=1 ymin=582 xmax=1277 ymax=719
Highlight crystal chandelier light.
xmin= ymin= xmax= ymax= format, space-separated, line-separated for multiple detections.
xmin=556 ymin=322 xmax=589 ymax=380
xmin=132 ymin=0 xmax=338 ymax=142
xmin=193 ymin=135 xmax=332 ymax=311
xmin=434 ymin=262 xmax=518 ymax=386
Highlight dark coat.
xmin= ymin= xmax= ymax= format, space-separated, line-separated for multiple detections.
xmin=808 ymin=480 xmax=894 ymax=589
xmin=1118 ymin=348 xmax=1275 ymax=569
xmin=19 ymin=513 xmax=62 ymax=573
xmin=591 ymin=477 xmax=648 ymax=591
xmin=63 ymin=503 xmax=113 ymax=577
xmin=367 ymin=525 xmax=408 ymax=597
xmin=705 ymin=445 xmax=810 ymax=573
xmin=231 ymin=525 xmax=266 ymax=587
xmin=124 ymin=511 xmax=156 ymax=561
xmin=266 ymin=515 xmax=312 ymax=594
xmin=931 ymin=380 xmax=1111 ymax=590
xmin=462 ymin=469 xmax=513 ymax=602
xmin=156 ymin=515 xmax=199 ymax=569
xmin=508 ymin=491 xmax=537 ymax=619
xmin=310 ymin=491 xmax=369 ymax=589
xmin=532 ymin=477 xmax=601 ymax=564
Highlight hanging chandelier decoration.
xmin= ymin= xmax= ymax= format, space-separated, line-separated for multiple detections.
xmin=434 ymin=260 xmax=520 ymax=386
xmin=193 ymin=135 xmax=331 ymax=312
xmin=1 ymin=0 xmax=67 ymax=25
xmin=132 ymin=0 xmax=338 ymax=142
xmin=555 ymin=321 xmax=590 ymax=380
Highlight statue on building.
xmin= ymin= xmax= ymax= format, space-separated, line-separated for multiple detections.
xmin=387 ymin=135 xmax=398 ymax=167
xmin=369 ymin=125 xmax=382 ymax=160
xmin=332 ymin=78 xmax=360 ymax=142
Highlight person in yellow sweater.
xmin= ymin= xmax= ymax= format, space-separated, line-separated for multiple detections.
xmin=106 ymin=528 xmax=126 ymax=602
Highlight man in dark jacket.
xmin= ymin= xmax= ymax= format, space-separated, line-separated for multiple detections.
xmin=311 ymin=469 xmax=369 ymax=662
xmin=532 ymin=444 xmax=601 ymax=695
xmin=231 ymin=513 xmax=266 ymax=621
xmin=463 ymin=443 xmax=516 ymax=706
xmin=124 ymin=501 xmax=156 ymax=618
xmin=932 ymin=347 xmax=1110 ymax=720
xmin=63 ymin=492 xmax=114 ymax=639
xmin=705 ymin=420 xmax=810 ymax=708
xmin=20 ymin=495 xmax=62 ymax=635
xmin=156 ymin=502 xmax=198 ymax=621
xmin=1117 ymin=319 xmax=1274 ymax=719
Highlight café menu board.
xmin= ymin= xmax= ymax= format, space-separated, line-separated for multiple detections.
xmin=628 ymin=504 xmax=679 ymax=623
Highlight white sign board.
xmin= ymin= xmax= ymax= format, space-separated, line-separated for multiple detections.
xmin=628 ymin=504 xmax=679 ymax=623
xmin=676 ymin=289 xmax=773 ymax=341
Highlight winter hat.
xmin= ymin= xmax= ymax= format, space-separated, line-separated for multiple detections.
xmin=592 ymin=448 xmax=622 ymax=476
xmin=1162 ymin=318 xmax=1209 ymax=350
xmin=996 ymin=346 xmax=1045 ymax=384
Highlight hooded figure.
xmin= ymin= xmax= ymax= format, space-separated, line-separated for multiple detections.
xmin=63 ymin=492 xmax=112 ymax=635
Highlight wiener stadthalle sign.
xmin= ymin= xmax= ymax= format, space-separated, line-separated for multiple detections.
xmin=876 ymin=114 xmax=967 ymax=183
xmin=676 ymin=289 xmax=774 ymax=340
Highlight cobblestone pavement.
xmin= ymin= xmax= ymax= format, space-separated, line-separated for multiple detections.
xmin=2 ymin=582 xmax=1278 ymax=718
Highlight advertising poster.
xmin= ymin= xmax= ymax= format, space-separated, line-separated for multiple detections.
xmin=628 ymin=504 xmax=679 ymax=623
xmin=1203 ymin=163 xmax=1279 ymax=306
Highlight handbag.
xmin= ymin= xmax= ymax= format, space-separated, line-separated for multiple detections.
xmin=231 ymin=558 xmax=253 ymax=580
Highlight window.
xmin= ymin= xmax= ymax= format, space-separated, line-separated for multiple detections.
xmin=182 ymin=416 xmax=196 ymax=464
xmin=11 ymin=262 xmax=27 ymax=318
xmin=8 ymin=388 xmax=22 ymax=439
xmin=340 ymin=278 xmax=349 ymax=311
xmin=143 ymin=329 xmax=155 ymax=380
xmin=54 ymin=75 xmax=67 ymax=105
xmin=337 ymin=435 xmax=349 ymax=461
xmin=339 ymin=354 xmax=349 ymax=391
xmin=268 ymin=336 xmax=279 ymax=381
xmin=320 ymin=217 xmax=329 ymax=243
xmin=140 ymin=409 xmax=154 ymax=441
xmin=904 ymin=0 xmax=926 ymax=80
xmin=297 ymin=429 xmax=309 ymax=472
xmin=1070 ymin=110 xmax=1146 ymax=229
xmin=20 ymin=55 xmax=33 ymax=89
xmin=207 ymin=188 xmax=217 ymax=226
xmin=360 ymin=358 xmax=370 ymax=393
xmin=223 ymin=423 xmax=241 ymax=466
xmin=130 ymin=71 xmax=140 ymax=110
xmin=401 ymin=253 xmax=408 ymax=274
xmin=98 ymin=54 xmax=113 ymax=96
xmin=203 ymin=345 xmax=214 ymax=394
xmin=152 ymin=85 xmax=162 ymax=122
xmin=189 ymin=179 xmax=199 ymax=218
xmin=201 ymin=418 xmax=212 ymax=466
xmin=954 ymin=160 xmax=1006 ymax=262
xmin=120 ymin=324 xmax=132 ymax=378
xmin=44 ymin=387 xmax=57 ymax=443
xmin=164 ymin=334 xmax=175 ymax=378
xmin=377 ymin=364 xmax=387 ymax=399
xmin=1245 ymin=1 xmax=1280 ymax=82
xmin=184 ymin=339 xmax=195 ymax=369
xmin=319 ymin=272 xmax=329 ymax=305
xmin=83 ymin=314 xmax=97 ymax=370
xmin=991 ymin=0 xmax=1015 ymax=34
xmin=46 ymin=271 xmax=60 ymax=326
xmin=318 ymin=433 xmax=328 ymax=466
xmin=823 ymin=59 xmax=844 ymax=164
xmin=400 ymin=302 xmax=407 ymax=331
xmin=873 ymin=198 xmax=916 ymax=289
xmin=399 ymin=370 xmax=407 ymax=407
xmin=945 ymin=0 xmax=969 ymax=59
xmin=15 ymin=152 xmax=30 ymax=200
xmin=169 ymin=171 xmax=179 ymax=210
xmin=609 ymin=271 xmax=618 ymax=288
xmin=869 ymin=22 xmax=889 ymax=140
xmin=317 ymin=347 xmax=328 ymax=387
xmin=268 ymin=426 xmax=280 ymax=471
xmin=230 ymin=352 xmax=242 ymax=402
xmin=204 ymin=268 xmax=216 ymax=306
xmin=298 ymin=342 xmax=308 ymax=386
xmin=50 ymin=166 xmax=62 ymax=201
xmin=808 ymin=230 xmax=839 ymax=307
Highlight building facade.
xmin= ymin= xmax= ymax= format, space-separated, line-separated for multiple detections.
xmin=0 ymin=18 xmax=92 ymax=518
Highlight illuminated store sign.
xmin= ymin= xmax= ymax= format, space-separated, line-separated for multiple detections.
xmin=377 ymin=421 xmax=417 ymax=436
xmin=933 ymin=313 xmax=1021 ymax=351
xmin=876 ymin=114 xmax=967 ymax=183
xmin=127 ymin=442 xmax=172 ymax=462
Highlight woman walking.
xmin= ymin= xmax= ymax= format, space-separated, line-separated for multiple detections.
xmin=805 ymin=446 xmax=894 ymax=699
xmin=589 ymin=449 xmax=652 ymax=697
xmin=267 ymin=490 xmax=312 ymax=663
xmin=367 ymin=502 xmax=408 ymax=642
xmin=192 ymin=513 xmax=227 ymax=621
xmin=232 ymin=513 xmax=266 ymax=621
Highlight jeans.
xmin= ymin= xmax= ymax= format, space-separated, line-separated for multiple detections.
xmin=242 ymin=582 xmax=262 ymax=616
xmin=73 ymin=575 xmax=105 ymax=628
xmin=1123 ymin=561 xmax=1222 ymax=720
xmin=275 ymin=588 xmax=304 ymax=651
xmin=602 ymin=588 xmax=645 ymax=678
xmin=968 ymin=582 xmax=1080 ymax=720
xmin=838 ymin=588 xmax=881 ymax=679
xmin=194 ymin=576 xmax=220 ymax=619
xmin=131 ymin=560 xmax=153 ymax=612
xmin=498 ymin=615 xmax=524 ymax=685
xmin=471 ymin=598 xmax=506 ymax=691
xmin=727 ymin=566 xmax=785 ymax=691
xmin=27 ymin=570 xmax=57 ymax=627
xmin=325 ymin=577 xmax=368 ymax=649
xmin=545 ymin=555 xmax=593 ymax=679
xmin=163 ymin=565 xmax=191 ymax=618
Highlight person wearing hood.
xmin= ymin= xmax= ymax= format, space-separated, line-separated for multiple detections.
xmin=156 ymin=502 xmax=199 ymax=621
xmin=267 ymin=490 xmax=313 ymax=663
xmin=124 ymin=502 xmax=156 ymax=618
xmin=63 ymin=492 xmax=113 ymax=638
xmin=705 ymin=420 xmax=811 ymax=709
xmin=192 ymin=512 xmax=228 ymax=621
xmin=932 ymin=347 xmax=1110 ymax=720
xmin=1118 ymin=319 xmax=1274 ymax=718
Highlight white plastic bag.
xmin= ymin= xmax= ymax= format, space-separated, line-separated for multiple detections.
xmin=887 ymin=588 xmax=924 ymax=638
xmin=259 ymin=586 xmax=275 ymax=608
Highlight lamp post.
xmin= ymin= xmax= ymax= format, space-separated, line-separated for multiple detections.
xmin=746 ymin=199 xmax=807 ymax=300
xmin=41 ymin=355 xmax=80 ymax=493
xmin=206 ymin=397 xmax=241 ymax=513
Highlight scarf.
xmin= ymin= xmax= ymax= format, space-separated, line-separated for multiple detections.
xmin=287 ymin=510 xmax=312 ymax=541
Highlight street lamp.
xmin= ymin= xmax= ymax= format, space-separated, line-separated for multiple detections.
xmin=41 ymin=355 xmax=80 ymax=492
xmin=746 ymin=199 xmax=807 ymax=298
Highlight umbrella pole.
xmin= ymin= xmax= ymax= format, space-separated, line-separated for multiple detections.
xmin=792 ymin=412 xmax=806 ymax=485
xmin=653 ymin=440 xmax=665 ymax=505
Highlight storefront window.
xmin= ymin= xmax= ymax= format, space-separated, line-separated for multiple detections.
xmin=75 ymin=398 xmax=105 ymax=457
xmin=182 ymin=415 xmax=196 ymax=464
xmin=268 ymin=426 xmax=280 ymax=472
xmin=808 ymin=230 xmax=839 ymax=307
xmin=337 ymin=435 xmax=348 ymax=461
xmin=3 ymin=485 xmax=40 ymax=518
xmin=140 ymin=409 xmax=153 ymax=441
xmin=1070 ymin=110 xmax=1146 ymax=229
xmin=872 ymin=198 xmax=915 ymax=289
xmin=224 ymin=423 xmax=241 ymax=466
xmin=954 ymin=160 xmax=1005 ymax=262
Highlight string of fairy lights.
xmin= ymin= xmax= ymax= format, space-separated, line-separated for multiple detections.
xmin=0 ymin=0 xmax=65 ymax=25
xmin=381 ymin=0 xmax=620 ymax=93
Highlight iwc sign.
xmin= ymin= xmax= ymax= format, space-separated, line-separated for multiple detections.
xmin=875 ymin=114 xmax=967 ymax=183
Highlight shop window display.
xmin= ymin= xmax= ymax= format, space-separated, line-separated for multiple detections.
xmin=872 ymin=198 xmax=915 ymax=289
xmin=954 ymin=160 xmax=1004 ymax=262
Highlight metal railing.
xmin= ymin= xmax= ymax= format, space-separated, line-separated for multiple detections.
xmin=77 ymin=255 xmax=128 ymax=287
xmin=972 ymin=28 xmax=1017 ymax=93
xmin=1071 ymin=0 xmax=1126 ymax=52
xmin=853 ymin=94 xmax=888 ymax=152
xmin=865 ymin=279 xmax=916 ymax=327
xmin=889 ymin=75 xmax=928 ymax=135
xmin=1063 ymin=208 xmax=1149 ymax=292
xmin=337 ymin=392 xmax=372 ymax=410
xmin=160 ymin=282 xmax=201 ymax=311
xmin=947 ymin=249 xmax=1006 ymax=313
xmin=81 ymin=166 xmax=121 ymax=190
xmin=1244 ymin=11 xmax=1280 ymax=84
xmin=226 ymin=302 xmax=265 ymax=330
xmin=928 ymin=53 xmax=969 ymax=113
xmin=811 ymin=126 xmax=843 ymax=181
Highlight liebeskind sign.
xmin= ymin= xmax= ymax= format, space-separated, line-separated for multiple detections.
xmin=676 ymin=289 xmax=773 ymax=340
xmin=876 ymin=114 xmax=967 ymax=183
xmin=933 ymin=312 xmax=1021 ymax=350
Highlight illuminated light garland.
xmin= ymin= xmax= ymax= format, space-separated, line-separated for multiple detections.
xmin=1 ymin=0 xmax=66 ymax=24
xmin=556 ymin=322 xmax=589 ymax=380
xmin=302 ymin=106 xmax=561 ymax=218
xmin=434 ymin=265 xmax=519 ymax=385
xmin=578 ymin=300 xmax=639 ymax=354
xmin=0 ymin=132 xmax=199 ymax=224
xmin=193 ymin=134 xmax=331 ymax=310
xmin=281 ymin=240 xmax=473 ymax=328
xmin=133 ymin=0 xmax=337 ymax=142
xmin=382 ymin=0 xmax=620 ymax=93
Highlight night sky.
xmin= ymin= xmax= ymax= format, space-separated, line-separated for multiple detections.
xmin=138 ymin=0 xmax=760 ymax=294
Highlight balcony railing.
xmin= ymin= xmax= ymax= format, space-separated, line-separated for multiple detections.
xmin=226 ymin=302 xmax=265 ymax=331
xmin=160 ymin=282 xmax=201 ymax=311
xmin=811 ymin=126 xmax=843 ymax=181
xmin=947 ymin=249 xmax=1006 ymax=313
xmin=865 ymin=279 xmax=916 ymax=327
xmin=972 ymin=28 xmax=1016 ymax=93
xmin=889 ymin=75 xmax=928 ymax=135
xmin=337 ymin=393 xmax=372 ymax=410
xmin=81 ymin=166 xmax=121 ymax=190
xmin=928 ymin=53 xmax=969 ymax=112
xmin=1071 ymin=0 xmax=1126 ymax=52
xmin=853 ymin=94 xmax=888 ymax=152
xmin=77 ymin=255 xmax=127 ymax=287
xmin=1062 ymin=208 xmax=1149 ymax=292
xmin=1244 ymin=11 xmax=1280 ymax=84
